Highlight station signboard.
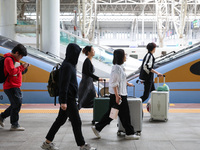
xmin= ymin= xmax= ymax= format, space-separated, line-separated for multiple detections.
xmin=191 ymin=19 xmax=200 ymax=29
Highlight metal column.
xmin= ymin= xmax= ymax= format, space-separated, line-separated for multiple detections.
xmin=42 ymin=0 xmax=60 ymax=56
xmin=0 ymin=0 xmax=17 ymax=40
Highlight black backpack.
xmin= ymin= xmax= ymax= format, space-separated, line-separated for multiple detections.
xmin=47 ymin=63 xmax=61 ymax=105
xmin=0 ymin=56 xmax=15 ymax=83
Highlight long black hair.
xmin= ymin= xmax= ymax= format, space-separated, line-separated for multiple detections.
xmin=82 ymin=45 xmax=92 ymax=56
xmin=112 ymin=49 xmax=125 ymax=65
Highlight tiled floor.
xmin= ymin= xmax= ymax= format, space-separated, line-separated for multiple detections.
xmin=0 ymin=104 xmax=200 ymax=150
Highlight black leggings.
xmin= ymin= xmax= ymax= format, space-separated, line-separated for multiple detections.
xmin=140 ymin=81 xmax=155 ymax=103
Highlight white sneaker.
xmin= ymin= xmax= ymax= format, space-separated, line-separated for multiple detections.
xmin=10 ymin=125 xmax=25 ymax=131
xmin=80 ymin=143 xmax=96 ymax=150
xmin=91 ymin=126 xmax=101 ymax=139
xmin=125 ymin=134 xmax=140 ymax=140
xmin=41 ymin=142 xmax=59 ymax=150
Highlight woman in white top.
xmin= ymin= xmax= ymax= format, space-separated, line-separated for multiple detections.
xmin=91 ymin=49 xmax=140 ymax=140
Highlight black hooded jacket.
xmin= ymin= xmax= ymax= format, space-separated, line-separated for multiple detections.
xmin=139 ymin=52 xmax=155 ymax=81
xmin=58 ymin=43 xmax=81 ymax=104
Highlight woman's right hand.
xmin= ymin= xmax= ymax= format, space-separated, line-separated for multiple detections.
xmin=157 ymin=73 xmax=163 ymax=77
xmin=61 ymin=103 xmax=67 ymax=110
xmin=116 ymin=95 xmax=121 ymax=105
xmin=99 ymin=78 xmax=104 ymax=81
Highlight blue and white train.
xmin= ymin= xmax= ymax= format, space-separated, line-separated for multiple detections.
xmin=0 ymin=36 xmax=200 ymax=104
xmin=0 ymin=36 xmax=82 ymax=104
xmin=127 ymin=42 xmax=200 ymax=103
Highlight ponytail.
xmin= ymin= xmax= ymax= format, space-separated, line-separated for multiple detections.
xmin=82 ymin=45 xmax=92 ymax=56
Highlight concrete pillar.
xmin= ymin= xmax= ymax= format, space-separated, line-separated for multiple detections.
xmin=142 ymin=11 xmax=144 ymax=44
xmin=0 ymin=0 xmax=16 ymax=40
xmin=97 ymin=21 xmax=100 ymax=45
xmin=74 ymin=7 xmax=78 ymax=44
xmin=36 ymin=0 xmax=40 ymax=49
xmin=42 ymin=0 xmax=60 ymax=56
xmin=130 ymin=20 xmax=134 ymax=41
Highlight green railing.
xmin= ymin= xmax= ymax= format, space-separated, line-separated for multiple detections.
xmin=16 ymin=20 xmax=114 ymax=65
xmin=17 ymin=20 xmax=36 ymax=25
xmin=60 ymin=30 xmax=113 ymax=65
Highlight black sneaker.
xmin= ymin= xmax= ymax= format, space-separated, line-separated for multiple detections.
xmin=0 ymin=114 xmax=5 ymax=127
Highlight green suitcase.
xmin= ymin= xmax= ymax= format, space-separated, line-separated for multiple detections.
xmin=92 ymin=80 xmax=110 ymax=125
xmin=92 ymin=97 xmax=110 ymax=124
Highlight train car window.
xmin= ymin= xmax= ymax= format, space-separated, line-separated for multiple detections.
xmin=25 ymin=46 xmax=62 ymax=65
xmin=190 ymin=61 xmax=200 ymax=75
xmin=0 ymin=36 xmax=19 ymax=49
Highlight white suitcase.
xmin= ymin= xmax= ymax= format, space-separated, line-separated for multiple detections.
xmin=150 ymin=91 xmax=169 ymax=122
xmin=150 ymin=75 xmax=169 ymax=122
xmin=117 ymin=97 xmax=143 ymax=135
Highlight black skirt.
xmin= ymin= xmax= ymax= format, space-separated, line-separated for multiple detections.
xmin=78 ymin=74 xmax=96 ymax=109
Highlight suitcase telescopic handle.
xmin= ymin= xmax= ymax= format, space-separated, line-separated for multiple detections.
xmin=103 ymin=79 xmax=106 ymax=97
xmin=98 ymin=80 xmax=99 ymax=97
xmin=98 ymin=79 xmax=106 ymax=98
xmin=133 ymin=85 xmax=135 ymax=97
xmin=127 ymin=85 xmax=135 ymax=98
xmin=157 ymin=75 xmax=166 ymax=87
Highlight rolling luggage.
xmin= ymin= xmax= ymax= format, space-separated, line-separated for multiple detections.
xmin=117 ymin=86 xmax=143 ymax=135
xmin=92 ymin=80 xmax=110 ymax=125
xmin=149 ymin=75 xmax=169 ymax=122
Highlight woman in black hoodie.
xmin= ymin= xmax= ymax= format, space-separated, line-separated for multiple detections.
xmin=41 ymin=43 xmax=96 ymax=150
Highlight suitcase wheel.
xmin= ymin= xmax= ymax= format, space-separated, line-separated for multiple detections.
xmin=92 ymin=120 xmax=95 ymax=125
xmin=136 ymin=131 xmax=141 ymax=136
xmin=149 ymin=118 xmax=153 ymax=122
xmin=117 ymin=131 xmax=126 ymax=136
xmin=117 ymin=131 xmax=122 ymax=136
xmin=149 ymin=118 xmax=168 ymax=122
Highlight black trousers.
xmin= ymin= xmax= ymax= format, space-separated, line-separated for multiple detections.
xmin=95 ymin=94 xmax=135 ymax=135
xmin=1 ymin=88 xmax=22 ymax=126
xmin=46 ymin=99 xmax=85 ymax=146
xmin=140 ymin=81 xmax=155 ymax=103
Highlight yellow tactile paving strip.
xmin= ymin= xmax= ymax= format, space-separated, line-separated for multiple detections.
xmin=1 ymin=103 xmax=200 ymax=113
xmin=0 ymin=109 xmax=93 ymax=114
xmin=1 ymin=108 xmax=200 ymax=114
